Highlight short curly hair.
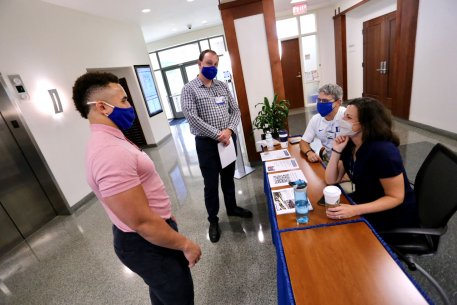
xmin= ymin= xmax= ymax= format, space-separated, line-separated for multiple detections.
xmin=72 ymin=72 xmax=119 ymax=119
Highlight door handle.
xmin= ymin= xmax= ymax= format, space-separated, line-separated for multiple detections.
xmin=376 ymin=61 xmax=388 ymax=74
xmin=296 ymin=73 xmax=302 ymax=78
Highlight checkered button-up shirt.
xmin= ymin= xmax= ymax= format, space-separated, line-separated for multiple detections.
xmin=181 ymin=77 xmax=240 ymax=140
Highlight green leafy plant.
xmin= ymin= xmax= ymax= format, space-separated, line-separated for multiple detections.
xmin=252 ymin=94 xmax=290 ymax=137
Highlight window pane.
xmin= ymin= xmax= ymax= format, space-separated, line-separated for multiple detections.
xmin=185 ymin=64 xmax=199 ymax=82
xmin=149 ymin=52 xmax=160 ymax=70
xmin=301 ymin=35 xmax=318 ymax=77
xmin=199 ymin=40 xmax=209 ymax=52
xmin=158 ymin=43 xmax=200 ymax=68
xmin=154 ymin=71 xmax=173 ymax=119
xmin=209 ymin=36 xmax=226 ymax=55
xmin=276 ymin=18 xmax=298 ymax=40
xmin=164 ymin=68 xmax=185 ymax=113
xmin=300 ymin=14 xmax=316 ymax=34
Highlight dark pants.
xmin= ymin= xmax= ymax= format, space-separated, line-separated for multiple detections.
xmin=195 ymin=134 xmax=237 ymax=223
xmin=112 ymin=219 xmax=194 ymax=305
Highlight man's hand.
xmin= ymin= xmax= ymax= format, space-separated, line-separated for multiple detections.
xmin=306 ymin=151 xmax=321 ymax=163
xmin=217 ymin=128 xmax=232 ymax=146
xmin=182 ymin=239 xmax=202 ymax=267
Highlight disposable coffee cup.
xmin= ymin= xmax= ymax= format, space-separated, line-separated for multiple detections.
xmin=279 ymin=129 xmax=288 ymax=148
xmin=323 ymin=186 xmax=341 ymax=209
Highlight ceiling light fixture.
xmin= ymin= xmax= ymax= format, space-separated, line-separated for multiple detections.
xmin=142 ymin=8 xmax=151 ymax=13
xmin=202 ymin=20 xmax=208 ymax=24
xmin=187 ymin=0 xmax=195 ymax=2
xmin=290 ymin=0 xmax=306 ymax=3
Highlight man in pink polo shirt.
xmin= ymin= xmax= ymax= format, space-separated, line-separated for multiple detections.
xmin=72 ymin=72 xmax=201 ymax=305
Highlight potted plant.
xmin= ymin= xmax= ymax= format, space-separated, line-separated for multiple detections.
xmin=252 ymin=94 xmax=290 ymax=139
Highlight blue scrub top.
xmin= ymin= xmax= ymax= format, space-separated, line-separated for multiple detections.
xmin=341 ymin=140 xmax=418 ymax=231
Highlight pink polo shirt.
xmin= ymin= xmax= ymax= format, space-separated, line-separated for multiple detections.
xmin=86 ymin=124 xmax=172 ymax=232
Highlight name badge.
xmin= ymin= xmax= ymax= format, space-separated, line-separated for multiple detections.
xmin=215 ymin=96 xmax=225 ymax=105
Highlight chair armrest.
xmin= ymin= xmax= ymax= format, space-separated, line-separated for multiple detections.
xmin=380 ymin=226 xmax=447 ymax=236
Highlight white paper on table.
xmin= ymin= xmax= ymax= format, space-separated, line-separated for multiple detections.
xmin=268 ymin=169 xmax=307 ymax=187
xmin=271 ymin=187 xmax=313 ymax=215
xmin=265 ymin=158 xmax=299 ymax=173
xmin=272 ymin=188 xmax=296 ymax=214
xmin=218 ymin=140 xmax=237 ymax=169
xmin=260 ymin=149 xmax=291 ymax=161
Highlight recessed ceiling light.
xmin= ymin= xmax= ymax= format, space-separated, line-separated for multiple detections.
xmin=290 ymin=0 xmax=305 ymax=3
xmin=142 ymin=8 xmax=151 ymax=13
xmin=202 ymin=20 xmax=208 ymax=24
xmin=187 ymin=0 xmax=195 ymax=2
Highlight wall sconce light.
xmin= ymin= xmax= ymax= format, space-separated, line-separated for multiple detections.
xmin=48 ymin=89 xmax=63 ymax=113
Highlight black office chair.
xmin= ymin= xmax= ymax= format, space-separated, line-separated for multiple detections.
xmin=380 ymin=143 xmax=457 ymax=305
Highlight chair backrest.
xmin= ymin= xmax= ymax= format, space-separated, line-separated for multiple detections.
xmin=414 ymin=143 xmax=457 ymax=228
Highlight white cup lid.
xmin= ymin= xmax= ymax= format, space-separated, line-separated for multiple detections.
xmin=323 ymin=186 xmax=341 ymax=196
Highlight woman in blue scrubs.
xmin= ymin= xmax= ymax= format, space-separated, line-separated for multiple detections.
xmin=325 ymin=97 xmax=418 ymax=231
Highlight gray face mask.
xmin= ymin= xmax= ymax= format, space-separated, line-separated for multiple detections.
xmin=338 ymin=119 xmax=360 ymax=137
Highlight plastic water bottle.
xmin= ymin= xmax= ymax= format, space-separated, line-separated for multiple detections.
xmin=265 ymin=131 xmax=274 ymax=150
xmin=291 ymin=180 xmax=309 ymax=224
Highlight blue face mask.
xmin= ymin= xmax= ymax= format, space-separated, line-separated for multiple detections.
xmin=317 ymin=101 xmax=334 ymax=117
xmin=88 ymin=101 xmax=136 ymax=130
xmin=105 ymin=103 xmax=136 ymax=130
xmin=201 ymin=66 xmax=218 ymax=80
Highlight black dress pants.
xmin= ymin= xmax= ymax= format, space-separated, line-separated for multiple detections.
xmin=195 ymin=134 xmax=237 ymax=223
xmin=113 ymin=219 xmax=194 ymax=305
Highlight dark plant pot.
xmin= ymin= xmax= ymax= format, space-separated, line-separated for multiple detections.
xmin=261 ymin=133 xmax=266 ymax=140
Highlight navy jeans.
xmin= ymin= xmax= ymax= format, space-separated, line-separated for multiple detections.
xmin=112 ymin=219 xmax=194 ymax=305
xmin=195 ymin=134 xmax=237 ymax=223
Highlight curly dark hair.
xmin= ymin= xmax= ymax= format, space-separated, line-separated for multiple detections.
xmin=72 ymin=72 xmax=119 ymax=119
xmin=348 ymin=97 xmax=399 ymax=146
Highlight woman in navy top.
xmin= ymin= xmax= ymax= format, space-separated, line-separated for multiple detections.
xmin=325 ymin=97 xmax=418 ymax=231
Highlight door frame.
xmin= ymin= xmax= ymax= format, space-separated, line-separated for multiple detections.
xmin=280 ymin=38 xmax=305 ymax=109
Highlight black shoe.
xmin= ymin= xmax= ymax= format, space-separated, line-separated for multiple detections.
xmin=227 ymin=207 xmax=253 ymax=218
xmin=209 ymin=222 xmax=220 ymax=243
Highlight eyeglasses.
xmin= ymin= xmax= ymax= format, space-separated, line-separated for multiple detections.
xmin=317 ymin=98 xmax=335 ymax=103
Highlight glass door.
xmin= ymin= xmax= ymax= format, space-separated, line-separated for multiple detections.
xmin=163 ymin=67 xmax=185 ymax=118
xmin=162 ymin=62 xmax=199 ymax=119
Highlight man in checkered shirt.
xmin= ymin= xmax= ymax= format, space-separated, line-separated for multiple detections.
xmin=181 ymin=49 xmax=253 ymax=243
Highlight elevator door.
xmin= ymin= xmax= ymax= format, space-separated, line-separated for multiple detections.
xmin=0 ymin=111 xmax=56 ymax=255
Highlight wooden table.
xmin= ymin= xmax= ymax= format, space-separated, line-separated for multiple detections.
xmin=268 ymin=143 xmax=358 ymax=230
xmin=263 ymin=143 xmax=431 ymax=305
xmin=281 ymin=222 xmax=429 ymax=305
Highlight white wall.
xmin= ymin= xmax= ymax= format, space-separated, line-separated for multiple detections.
xmin=147 ymin=25 xmax=225 ymax=52
xmin=0 ymin=0 xmax=169 ymax=207
xmin=235 ymin=14 xmax=275 ymax=146
xmin=410 ymin=0 xmax=457 ymax=133
xmin=316 ymin=6 xmax=337 ymax=87
xmin=345 ymin=0 xmax=396 ymax=98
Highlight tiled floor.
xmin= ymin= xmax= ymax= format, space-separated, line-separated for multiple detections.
xmin=0 ymin=113 xmax=456 ymax=305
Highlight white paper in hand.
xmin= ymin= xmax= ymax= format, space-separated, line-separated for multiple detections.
xmin=218 ymin=140 xmax=237 ymax=169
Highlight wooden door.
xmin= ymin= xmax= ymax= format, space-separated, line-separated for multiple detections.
xmin=281 ymin=39 xmax=304 ymax=109
xmin=363 ymin=11 xmax=396 ymax=110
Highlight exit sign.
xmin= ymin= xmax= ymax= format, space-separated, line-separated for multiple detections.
xmin=293 ymin=3 xmax=307 ymax=16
